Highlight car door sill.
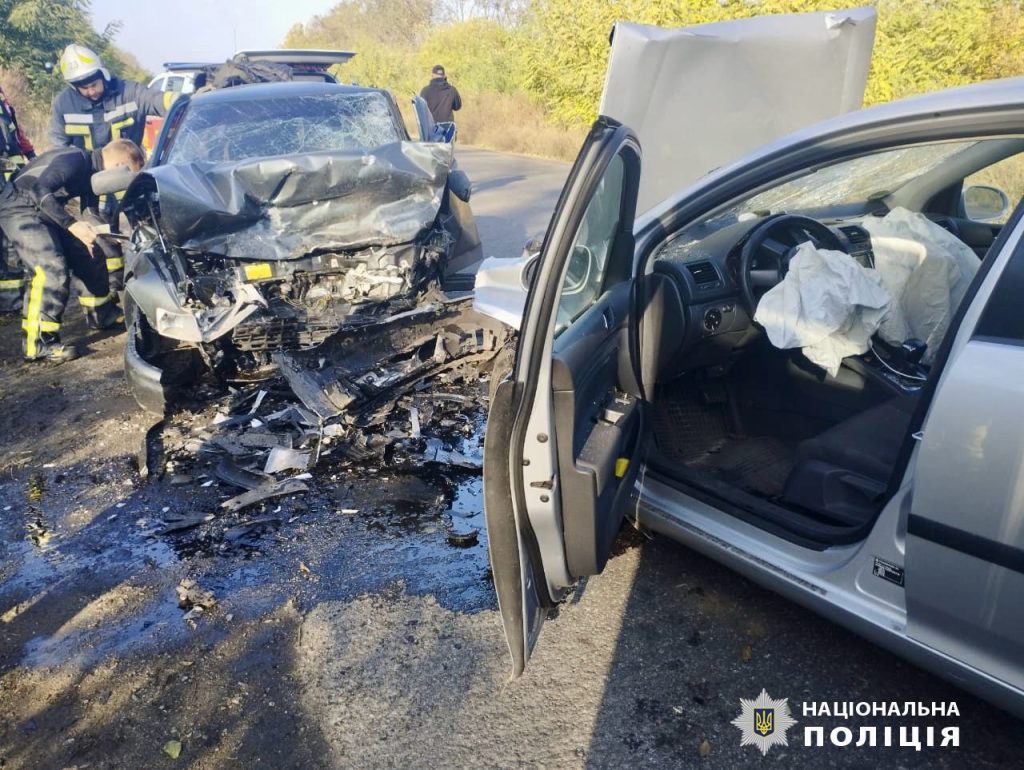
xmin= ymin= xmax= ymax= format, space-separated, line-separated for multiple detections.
xmin=645 ymin=457 xmax=880 ymax=549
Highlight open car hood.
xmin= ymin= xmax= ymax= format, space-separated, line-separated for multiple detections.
xmin=601 ymin=8 xmax=876 ymax=213
xmin=130 ymin=142 xmax=452 ymax=260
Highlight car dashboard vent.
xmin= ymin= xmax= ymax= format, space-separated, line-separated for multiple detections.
xmin=838 ymin=225 xmax=870 ymax=246
xmin=686 ymin=260 xmax=722 ymax=290
xmin=838 ymin=225 xmax=876 ymax=268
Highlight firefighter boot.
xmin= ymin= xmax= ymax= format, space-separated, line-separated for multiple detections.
xmin=83 ymin=297 xmax=124 ymax=330
xmin=23 ymin=331 xmax=78 ymax=363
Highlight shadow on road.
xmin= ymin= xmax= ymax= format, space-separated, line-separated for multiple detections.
xmin=583 ymin=534 xmax=1024 ymax=768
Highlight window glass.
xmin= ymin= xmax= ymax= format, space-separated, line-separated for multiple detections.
xmin=964 ymin=154 xmax=1024 ymax=224
xmin=166 ymin=92 xmax=402 ymax=163
xmin=165 ymin=76 xmax=186 ymax=93
xmin=976 ymin=212 xmax=1024 ymax=341
xmin=554 ymin=154 xmax=624 ymax=336
xmin=711 ymin=141 xmax=977 ymax=227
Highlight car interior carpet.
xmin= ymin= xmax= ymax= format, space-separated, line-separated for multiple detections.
xmin=652 ymin=380 xmax=798 ymax=498
xmin=650 ymin=383 xmax=731 ymax=464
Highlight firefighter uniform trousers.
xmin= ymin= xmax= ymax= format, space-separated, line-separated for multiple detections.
xmin=0 ymin=186 xmax=111 ymax=355
xmin=0 ymin=159 xmax=29 ymax=312
xmin=0 ymin=228 xmax=24 ymax=312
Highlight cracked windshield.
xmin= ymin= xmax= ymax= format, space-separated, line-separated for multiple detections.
xmin=166 ymin=92 xmax=403 ymax=162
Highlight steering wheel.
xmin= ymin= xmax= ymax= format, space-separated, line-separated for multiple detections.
xmin=738 ymin=214 xmax=846 ymax=314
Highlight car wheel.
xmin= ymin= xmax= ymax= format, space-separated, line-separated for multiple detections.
xmin=123 ymin=295 xmax=204 ymax=412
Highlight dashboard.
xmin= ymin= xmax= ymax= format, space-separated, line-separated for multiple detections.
xmin=650 ymin=215 xmax=877 ymax=377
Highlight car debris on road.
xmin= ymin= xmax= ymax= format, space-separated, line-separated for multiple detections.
xmin=137 ymin=290 xmax=509 ymax=549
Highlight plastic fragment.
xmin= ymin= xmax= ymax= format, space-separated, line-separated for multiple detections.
xmin=163 ymin=739 xmax=182 ymax=759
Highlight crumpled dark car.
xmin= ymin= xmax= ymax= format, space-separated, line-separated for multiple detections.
xmin=115 ymin=81 xmax=481 ymax=413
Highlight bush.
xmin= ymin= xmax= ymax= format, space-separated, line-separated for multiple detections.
xmin=0 ymin=69 xmax=49 ymax=150
xmin=455 ymin=91 xmax=584 ymax=160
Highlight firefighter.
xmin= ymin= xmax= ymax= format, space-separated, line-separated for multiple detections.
xmin=0 ymin=84 xmax=36 ymax=313
xmin=0 ymin=139 xmax=145 ymax=363
xmin=48 ymin=44 xmax=176 ymax=290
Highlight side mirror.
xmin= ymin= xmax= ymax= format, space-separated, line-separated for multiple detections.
xmin=962 ymin=184 xmax=1010 ymax=222
xmin=448 ymin=168 xmax=471 ymax=203
xmin=521 ymin=254 xmax=540 ymax=290
xmin=562 ymin=244 xmax=595 ymax=295
xmin=92 ymin=167 xmax=139 ymax=196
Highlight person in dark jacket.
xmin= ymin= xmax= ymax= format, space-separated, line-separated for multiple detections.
xmin=48 ymin=44 xmax=174 ymax=291
xmin=419 ymin=65 xmax=462 ymax=125
xmin=48 ymin=45 xmax=174 ymax=153
xmin=0 ymin=84 xmax=37 ymax=313
xmin=0 ymin=139 xmax=145 ymax=362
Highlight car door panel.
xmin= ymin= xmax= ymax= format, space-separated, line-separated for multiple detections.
xmin=551 ymin=282 xmax=640 ymax=576
xmin=906 ymin=210 xmax=1024 ymax=692
xmin=907 ymin=342 xmax=1024 ymax=692
xmin=484 ymin=377 xmax=547 ymax=676
xmin=484 ymin=118 xmax=642 ymax=674
xmin=411 ymin=95 xmax=436 ymax=142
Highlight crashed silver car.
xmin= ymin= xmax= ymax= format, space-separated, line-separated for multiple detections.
xmin=480 ymin=8 xmax=1024 ymax=722
xmin=115 ymin=81 xmax=480 ymax=412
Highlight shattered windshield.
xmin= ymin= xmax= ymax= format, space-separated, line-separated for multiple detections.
xmin=166 ymin=92 xmax=402 ymax=164
xmin=708 ymin=140 xmax=979 ymax=227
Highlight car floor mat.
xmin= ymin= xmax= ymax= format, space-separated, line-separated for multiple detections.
xmin=651 ymin=386 xmax=731 ymax=465
xmin=687 ymin=436 xmax=797 ymax=499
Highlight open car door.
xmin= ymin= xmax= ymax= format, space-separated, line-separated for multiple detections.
xmin=484 ymin=118 xmax=644 ymax=675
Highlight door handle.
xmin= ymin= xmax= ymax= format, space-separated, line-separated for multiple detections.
xmin=602 ymin=307 xmax=615 ymax=329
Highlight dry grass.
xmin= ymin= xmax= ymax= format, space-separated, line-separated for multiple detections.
xmin=455 ymin=91 xmax=585 ymax=161
xmin=397 ymin=89 xmax=584 ymax=161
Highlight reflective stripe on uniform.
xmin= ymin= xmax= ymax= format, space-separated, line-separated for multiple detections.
xmin=103 ymin=102 xmax=138 ymax=123
xmin=110 ymin=116 xmax=135 ymax=140
xmin=63 ymin=123 xmax=94 ymax=150
xmin=24 ymin=320 xmax=60 ymax=332
xmin=63 ymin=113 xmax=94 ymax=124
xmin=23 ymin=266 xmax=53 ymax=357
xmin=106 ymin=256 xmax=124 ymax=271
xmin=78 ymin=293 xmax=113 ymax=308
xmin=0 ymin=278 xmax=24 ymax=289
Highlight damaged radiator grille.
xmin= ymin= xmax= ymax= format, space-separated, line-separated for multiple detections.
xmin=230 ymin=318 xmax=355 ymax=352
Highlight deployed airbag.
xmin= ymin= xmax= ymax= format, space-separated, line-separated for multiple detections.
xmin=754 ymin=242 xmax=889 ymax=376
xmin=861 ymin=207 xmax=979 ymax=361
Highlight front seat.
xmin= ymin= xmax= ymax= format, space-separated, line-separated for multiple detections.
xmin=781 ymin=394 xmax=919 ymax=526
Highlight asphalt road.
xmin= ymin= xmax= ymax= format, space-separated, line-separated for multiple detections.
xmin=0 ymin=147 xmax=1021 ymax=769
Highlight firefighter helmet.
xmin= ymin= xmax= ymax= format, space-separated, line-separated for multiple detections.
xmin=59 ymin=45 xmax=110 ymax=86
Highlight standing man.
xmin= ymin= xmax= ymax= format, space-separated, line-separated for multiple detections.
xmin=49 ymin=44 xmax=176 ymax=289
xmin=49 ymin=44 xmax=174 ymax=153
xmin=0 ymin=84 xmax=37 ymax=313
xmin=419 ymin=65 xmax=462 ymax=125
xmin=0 ymin=139 xmax=145 ymax=362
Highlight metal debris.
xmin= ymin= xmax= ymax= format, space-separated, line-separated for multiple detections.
xmin=221 ymin=479 xmax=309 ymax=513
xmin=157 ymin=513 xmax=215 ymax=535
xmin=135 ymin=294 xmax=510 ymax=554
xmin=263 ymin=447 xmax=310 ymax=474
xmin=224 ymin=517 xmax=280 ymax=541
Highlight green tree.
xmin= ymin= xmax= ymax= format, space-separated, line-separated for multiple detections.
xmin=416 ymin=18 xmax=523 ymax=95
xmin=0 ymin=0 xmax=149 ymax=98
xmin=517 ymin=0 xmax=1024 ymax=125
